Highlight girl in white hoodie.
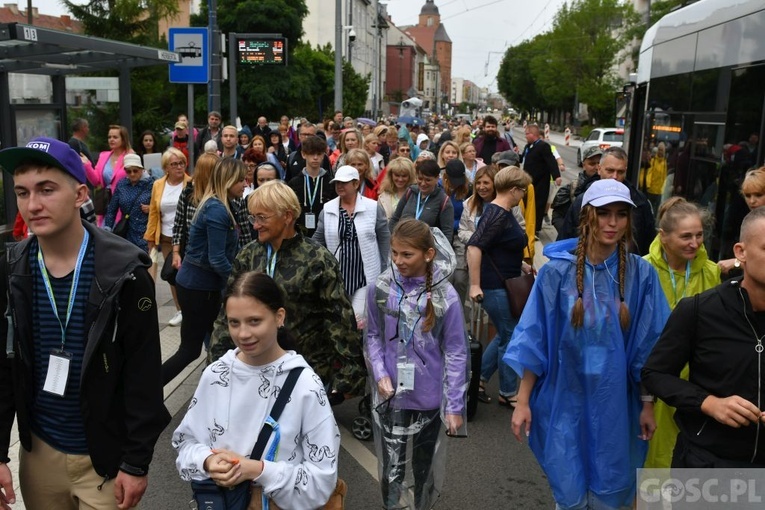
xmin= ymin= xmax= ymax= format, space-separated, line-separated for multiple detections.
xmin=173 ymin=271 xmax=340 ymax=509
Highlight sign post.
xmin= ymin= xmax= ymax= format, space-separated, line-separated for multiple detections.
xmin=169 ymin=27 xmax=210 ymax=170
xmin=227 ymin=33 xmax=287 ymax=127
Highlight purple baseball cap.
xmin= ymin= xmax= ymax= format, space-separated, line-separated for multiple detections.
xmin=0 ymin=137 xmax=86 ymax=184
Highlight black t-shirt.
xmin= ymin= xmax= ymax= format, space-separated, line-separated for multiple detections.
xmin=466 ymin=203 xmax=526 ymax=289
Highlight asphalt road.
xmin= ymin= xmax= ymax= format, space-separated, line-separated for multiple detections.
xmin=141 ymin=131 xmax=581 ymax=509
xmin=144 ymin=376 xmax=555 ymax=509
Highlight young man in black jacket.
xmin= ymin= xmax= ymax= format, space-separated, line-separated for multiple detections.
xmin=643 ymin=206 xmax=765 ymax=467
xmin=0 ymin=138 xmax=170 ymax=509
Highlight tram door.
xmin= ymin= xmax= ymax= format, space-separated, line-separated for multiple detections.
xmin=711 ymin=63 xmax=765 ymax=260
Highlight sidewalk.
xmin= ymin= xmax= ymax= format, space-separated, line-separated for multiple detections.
xmin=5 ymin=257 xmax=204 ymax=510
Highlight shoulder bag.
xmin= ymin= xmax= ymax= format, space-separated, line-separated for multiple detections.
xmin=112 ymin=192 xmax=142 ymax=238
xmin=486 ymin=254 xmax=535 ymax=319
xmin=190 ymin=367 xmax=305 ymax=510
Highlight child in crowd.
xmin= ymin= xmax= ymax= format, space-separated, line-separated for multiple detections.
xmin=365 ymin=218 xmax=469 ymax=510
xmin=173 ymin=271 xmax=340 ymax=509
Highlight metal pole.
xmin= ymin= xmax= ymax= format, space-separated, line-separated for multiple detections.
xmin=229 ymin=33 xmax=237 ymax=125
xmin=334 ymin=0 xmax=343 ymax=112
xmin=208 ymin=0 xmax=221 ymax=114
xmin=188 ymin=84 xmax=195 ymax=172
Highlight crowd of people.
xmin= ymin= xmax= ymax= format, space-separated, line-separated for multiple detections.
xmin=0 ymin=110 xmax=762 ymax=510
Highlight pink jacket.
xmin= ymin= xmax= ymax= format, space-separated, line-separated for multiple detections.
xmin=85 ymin=151 xmax=129 ymax=193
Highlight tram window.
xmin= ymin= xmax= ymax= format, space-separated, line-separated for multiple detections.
xmin=691 ymin=68 xmax=730 ymax=112
xmin=647 ymin=74 xmax=691 ymax=113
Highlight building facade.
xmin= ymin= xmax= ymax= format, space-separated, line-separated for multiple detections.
xmin=303 ymin=0 xmax=389 ymax=115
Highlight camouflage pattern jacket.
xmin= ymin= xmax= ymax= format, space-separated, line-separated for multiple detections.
xmin=208 ymin=232 xmax=366 ymax=394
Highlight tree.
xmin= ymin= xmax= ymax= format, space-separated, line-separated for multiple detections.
xmin=64 ymin=0 xmax=183 ymax=147
xmin=497 ymin=0 xmax=638 ymax=124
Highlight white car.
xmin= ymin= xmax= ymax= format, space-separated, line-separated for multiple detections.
xmin=577 ymin=128 xmax=624 ymax=165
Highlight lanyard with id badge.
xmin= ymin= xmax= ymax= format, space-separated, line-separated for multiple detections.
xmin=303 ymin=174 xmax=322 ymax=230
xmin=395 ymin=286 xmax=423 ymax=394
xmin=39 ymin=230 xmax=89 ymax=397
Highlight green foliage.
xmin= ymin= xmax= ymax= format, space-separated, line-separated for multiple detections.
xmin=64 ymin=0 xmax=179 ymax=44
xmin=497 ymin=0 xmax=639 ymax=124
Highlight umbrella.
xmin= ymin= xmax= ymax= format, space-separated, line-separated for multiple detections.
xmin=397 ymin=116 xmax=425 ymax=127
xmin=356 ymin=117 xmax=377 ymax=127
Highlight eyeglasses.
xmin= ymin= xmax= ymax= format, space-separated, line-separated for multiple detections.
xmin=167 ymin=161 xmax=185 ymax=168
xmin=399 ymin=148 xmax=411 ymax=153
xmin=247 ymin=213 xmax=276 ymax=225
xmin=514 ymin=187 xmax=527 ymax=195
xmin=245 ymin=162 xmax=257 ymax=169
xmin=124 ymin=169 xmax=143 ymax=175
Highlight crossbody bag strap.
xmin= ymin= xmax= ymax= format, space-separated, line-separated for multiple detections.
xmin=249 ymin=366 xmax=305 ymax=460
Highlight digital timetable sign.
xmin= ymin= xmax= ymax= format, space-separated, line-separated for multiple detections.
xmin=237 ymin=37 xmax=287 ymax=65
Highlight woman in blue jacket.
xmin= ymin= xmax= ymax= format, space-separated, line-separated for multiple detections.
xmin=161 ymin=158 xmax=246 ymax=385
xmin=506 ymin=180 xmax=670 ymax=509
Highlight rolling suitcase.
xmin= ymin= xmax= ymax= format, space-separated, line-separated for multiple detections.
xmin=466 ymin=302 xmax=485 ymax=421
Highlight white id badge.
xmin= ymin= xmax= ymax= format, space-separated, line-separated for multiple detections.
xmin=43 ymin=350 xmax=72 ymax=397
xmin=304 ymin=213 xmax=316 ymax=230
xmin=397 ymin=363 xmax=415 ymax=392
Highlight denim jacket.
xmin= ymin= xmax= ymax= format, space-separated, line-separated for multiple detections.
xmin=181 ymin=198 xmax=239 ymax=287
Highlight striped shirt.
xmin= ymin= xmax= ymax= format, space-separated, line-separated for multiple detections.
xmin=30 ymin=238 xmax=95 ymax=454
xmin=338 ymin=207 xmax=365 ymax=296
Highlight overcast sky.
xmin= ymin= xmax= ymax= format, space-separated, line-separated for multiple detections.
xmin=384 ymin=0 xmax=570 ymax=91
xmin=33 ymin=0 xmax=569 ymax=91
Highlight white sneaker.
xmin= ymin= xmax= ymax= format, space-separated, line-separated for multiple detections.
xmin=168 ymin=311 xmax=183 ymax=327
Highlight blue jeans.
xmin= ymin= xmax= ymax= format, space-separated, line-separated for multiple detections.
xmin=479 ymin=288 xmax=518 ymax=397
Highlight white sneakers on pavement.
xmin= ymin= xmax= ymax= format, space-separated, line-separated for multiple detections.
xmin=168 ymin=310 xmax=183 ymax=327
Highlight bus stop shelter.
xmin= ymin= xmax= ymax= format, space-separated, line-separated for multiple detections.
xmin=0 ymin=22 xmax=180 ymax=229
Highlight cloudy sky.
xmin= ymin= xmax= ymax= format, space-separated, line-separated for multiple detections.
xmin=384 ymin=0 xmax=570 ymax=90
xmin=32 ymin=0 xmax=569 ymax=91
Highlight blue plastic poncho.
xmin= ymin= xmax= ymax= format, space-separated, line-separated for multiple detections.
xmin=504 ymin=238 xmax=670 ymax=509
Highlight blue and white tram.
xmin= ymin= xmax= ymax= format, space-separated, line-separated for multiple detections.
xmin=627 ymin=0 xmax=765 ymax=260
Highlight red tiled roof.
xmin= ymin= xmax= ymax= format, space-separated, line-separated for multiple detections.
xmin=0 ymin=5 xmax=83 ymax=32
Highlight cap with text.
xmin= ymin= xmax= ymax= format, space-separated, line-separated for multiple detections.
xmin=0 ymin=137 xmax=86 ymax=184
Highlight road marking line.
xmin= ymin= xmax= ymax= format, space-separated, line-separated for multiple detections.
xmin=339 ymin=424 xmax=379 ymax=481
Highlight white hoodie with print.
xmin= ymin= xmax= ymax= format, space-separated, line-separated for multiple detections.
xmin=173 ymin=350 xmax=340 ymax=509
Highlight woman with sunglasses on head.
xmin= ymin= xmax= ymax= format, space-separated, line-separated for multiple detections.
xmin=145 ymin=148 xmax=191 ymax=323
xmin=104 ymin=153 xmax=154 ymax=252
xmin=506 ymin=179 xmax=670 ymax=509
xmin=162 ymin=158 xmax=247 ymax=385
xmin=365 ymin=218 xmax=468 ymax=510
xmin=466 ymin=166 xmax=531 ymax=408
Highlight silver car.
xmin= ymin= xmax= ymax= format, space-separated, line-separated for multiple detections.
xmin=577 ymin=128 xmax=624 ymax=165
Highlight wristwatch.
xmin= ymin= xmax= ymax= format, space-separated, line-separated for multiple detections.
xmin=734 ymin=259 xmax=741 ymax=269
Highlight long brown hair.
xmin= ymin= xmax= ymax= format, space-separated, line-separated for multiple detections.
xmin=191 ymin=153 xmax=220 ymax=205
xmin=570 ymin=205 xmax=633 ymax=331
xmin=392 ymin=219 xmax=436 ymax=332
xmin=468 ymin=164 xmax=498 ymax=216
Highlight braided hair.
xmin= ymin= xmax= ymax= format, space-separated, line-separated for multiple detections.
xmin=391 ymin=219 xmax=437 ymax=332
xmin=570 ymin=204 xmax=633 ymax=330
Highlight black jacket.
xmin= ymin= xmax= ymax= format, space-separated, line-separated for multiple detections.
xmin=642 ymin=279 xmax=765 ymax=464
xmin=0 ymin=222 xmax=171 ymax=476
xmin=520 ymin=139 xmax=560 ymax=185
xmin=556 ymin=176 xmax=656 ymax=256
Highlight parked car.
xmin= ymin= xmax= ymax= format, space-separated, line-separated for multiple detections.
xmin=577 ymin=127 xmax=624 ymax=165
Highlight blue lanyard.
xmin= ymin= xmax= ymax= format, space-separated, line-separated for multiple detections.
xmin=304 ymin=174 xmax=321 ymax=208
xmin=415 ymin=191 xmax=430 ymax=220
xmin=266 ymin=244 xmax=277 ymax=278
xmin=667 ymin=258 xmax=691 ymax=302
xmin=261 ymin=416 xmax=280 ymax=510
xmin=37 ymin=229 xmax=90 ymax=350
